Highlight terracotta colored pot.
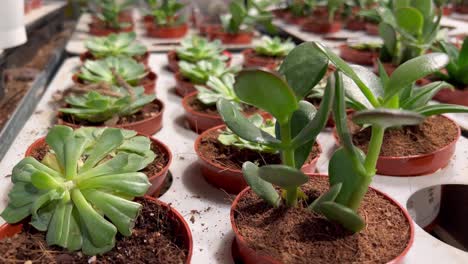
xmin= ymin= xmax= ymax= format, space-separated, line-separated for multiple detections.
xmin=146 ymin=23 xmax=188 ymax=38
xmin=302 ymin=20 xmax=342 ymax=34
xmin=79 ymin=51 xmax=150 ymax=66
xmin=313 ymin=6 xmax=329 ymax=18
xmin=24 ymin=1 xmax=33 ymax=14
xmin=332 ymin=115 xmax=461 ymax=176
xmin=58 ymin=98 xmax=164 ymax=136
xmin=346 ymin=18 xmax=367 ymax=31
xmin=442 ymin=5 xmax=454 ymax=16
xmin=0 ymin=196 xmax=192 ymax=263
xmin=194 ymin=125 xmax=322 ymax=194
xmin=25 ymin=130 xmax=172 ymax=196
xmin=339 ymin=45 xmax=378 ymax=66
xmin=174 ymin=72 xmax=203 ymax=97
xmin=455 ymin=4 xmax=468 ymax=14
xmin=434 ymin=87 xmax=468 ymax=106
xmin=182 ymin=92 xmax=271 ymax=134
xmin=365 ymin=23 xmax=379 ymax=35
xmin=142 ymin=15 xmax=153 ymax=24
xmin=200 ymin=23 xmax=222 ymax=37
xmin=88 ymin=23 xmax=134 ymax=37
xmin=272 ymin=8 xmax=289 ymax=19
xmin=209 ymin=30 xmax=254 ymax=45
xmin=167 ymin=50 xmax=233 ymax=72
xmin=284 ymin=13 xmax=309 ymax=25
xmin=72 ymin=71 xmax=157 ymax=95
xmin=31 ymin=0 xmax=42 ymax=9
xmin=242 ymin=49 xmax=283 ymax=70
xmin=230 ymin=174 xmax=415 ymax=264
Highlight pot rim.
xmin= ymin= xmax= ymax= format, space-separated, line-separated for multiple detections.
xmin=230 ymin=173 xmax=415 ymax=264
xmin=194 ymin=125 xmax=322 ymax=175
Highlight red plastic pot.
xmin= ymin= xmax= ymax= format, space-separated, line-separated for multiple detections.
xmin=24 ymin=0 xmax=33 ymax=14
xmin=283 ymin=13 xmax=309 ymax=25
xmin=209 ymin=30 xmax=254 ymax=45
xmin=242 ymin=49 xmax=283 ymax=70
xmin=0 ymin=196 xmax=192 ymax=263
xmin=167 ymin=50 xmax=233 ymax=72
xmin=79 ymin=51 xmax=150 ymax=66
xmin=174 ymin=72 xmax=202 ymax=97
xmin=332 ymin=115 xmax=461 ymax=176
xmin=31 ymin=0 xmax=42 ymax=9
xmin=339 ymin=44 xmax=378 ymax=66
xmin=194 ymin=125 xmax=322 ymax=194
xmin=434 ymin=87 xmax=468 ymax=106
xmin=58 ymin=98 xmax=164 ymax=136
xmin=88 ymin=23 xmax=134 ymax=37
xmin=200 ymin=23 xmax=222 ymax=37
xmin=302 ymin=20 xmax=342 ymax=34
xmin=72 ymin=71 xmax=157 ymax=95
xmin=146 ymin=23 xmax=188 ymax=38
xmin=455 ymin=4 xmax=468 ymax=14
xmin=346 ymin=18 xmax=367 ymax=31
xmin=230 ymin=174 xmax=415 ymax=264
xmin=365 ymin=23 xmax=379 ymax=35
xmin=25 ymin=130 xmax=172 ymax=196
xmin=272 ymin=8 xmax=289 ymax=19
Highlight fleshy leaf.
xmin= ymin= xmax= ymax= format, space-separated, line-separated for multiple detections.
xmin=242 ymin=162 xmax=280 ymax=207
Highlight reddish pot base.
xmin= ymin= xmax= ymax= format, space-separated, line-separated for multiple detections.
xmin=230 ymin=174 xmax=415 ymax=264
xmin=209 ymin=30 xmax=254 ymax=45
xmin=88 ymin=23 xmax=134 ymax=37
xmin=340 ymin=45 xmax=378 ymax=66
xmin=242 ymin=49 xmax=283 ymax=70
xmin=194 ymin=125 xmax=322 ymax=194
xmin=146 ymin=23 xmax=188 ymax=38
xmin=302 ymin=20 xmax=342 ymax=34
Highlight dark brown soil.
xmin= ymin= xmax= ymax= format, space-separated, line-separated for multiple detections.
xmin=198 ymin=128 xmax=320 ymax=170
xmin=0 ymin=199 xmax=188 ymax=264
xmin=234 ymin=176 xmax=411 ymax=264
xmin=59 ymin=101 xmax=161 ymax=126
xmin=187 ymin=95 xmax=257 ymax=117
xmin=350 ymin=115 xmax=458 ymax=157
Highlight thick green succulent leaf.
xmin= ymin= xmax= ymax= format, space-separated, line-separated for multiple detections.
xmin=31 ymin=170 xmax=63 ymax=190
xmin=12 ymin=157 xmax=62 ymax=183
xmin=401 ymin=81 xmax=452 ymax=110
xmin=379 ymin=23 xmax=397 ymax=57
xmin=46 ymin=202 xmax=82 ymax=251
xmin=234 ymin=69 xmax=298 ymax=124
xmin=31 ymin=199 xmax=58 ymax=231
xmin=279 ymin=42 xmax=328 ymax=99
xmin=385 ymin=53 xmax=449 ymax=101
xmin=395 ymin=7 xmax=423 ymax=36
xmin=81 ymin=128 xmax=124 ymax=172
xmin=0 ymin=203 xmax=32 ymax=223
xmin=242 ymin=162 xmax=280 ymax=207
xmin=415 ymin=104 xmax=468 ymax=116
xmin=459 ymin=38 xmax=468 ymax=69
xmin=8 ymin=182 xmax=41 ymax=207
xmin=319 ymin=201 xmax=365 ymax=233
xmin=78 ymin=172 xmax=150 ymax=196
xmin=308 ymin=183 xmax=342 ymax=213
xmin=46 ymin=126 xmax=74 ymax=172
xmin=352 ymin=109 xmax=425 ymax=128
xmin=217 ymin=99 xmax=281 ymax=147
xmin=79 ymin=213 xmax=116 ymax=256
xmin=258 ymin=165 xmax=308 ymax=189
xmin=341 ymin=65 xmax=384 ymax=109
xmin=289 ymin=101 xmax=317 ymax=168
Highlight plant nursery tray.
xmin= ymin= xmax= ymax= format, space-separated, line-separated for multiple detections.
xmin=66 ymin=12 xmax=263 ymax=55
xmin=1 ymin=54 xmax=468 ymax=263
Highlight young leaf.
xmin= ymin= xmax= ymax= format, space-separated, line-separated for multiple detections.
xmin=242 ymin=162 xmax=280 ymax=207
xmin=395 ymin=7 xmax=424 ymax=36
xmin=258 ymin=165 xmax=309 ymax=189
xmin=319 ymin=201 xmax=366 ymax=233
xmin=401 ymin=81 xmax=452 ymax=110
xmin=352 ymin=109 xmax=425 ymax=129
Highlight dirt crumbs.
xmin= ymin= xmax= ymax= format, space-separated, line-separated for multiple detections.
xmin=234 ymin=176 xmax=411 ymax=264
xmin=198 ymin=129 xmax=320 ymax=170
xmin=0 ymin=199 xmax=188 ymax=264
xmin=351 ymin=115 xmax=458 ymax=157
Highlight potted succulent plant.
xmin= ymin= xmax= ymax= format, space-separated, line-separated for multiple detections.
xmin=72 ymin=57 xmax=157 ymax=94
xmin=209 ymin=0 xmax=274 ymax=44
xmin=57 ymin=83 xmax=164 ymax=135
xmin=226 ymin=42 xmax=415 ymax=264
xmin=339 ymin=41 xmax=381 ymax=65
xmin=175 ymin=59 xmax=238 ymax=97
xmin=375 ymin=0 xmax=442 ymax=74
xmin=242 ymin=36 xmax=296 ymax=70
xmin=344 ymin=0 xmax=378 ymax=30
xmin=283 ymin=0 xmax=316 ymax=25
xmin=320 ymin=43 xmax=468 ymax=176
xmin=431 ymin=38 xmax=468 ymax=106
xmin=81 ymin=32 xmax=149 ymax=65
xmin=167 ymin=35 xmax=232 ymax=72
xmin=302 ymin=0 xmax=344 ymax=34
xmin=0 ymin=126 xmax=190 ymax=262
xmin=182 ymin=74 xmax=269 ymax=133
xmin=89 ymin=0 xmax=134 ymax=36
xmin=194 ymin=43 xmax=330 ymax=194
xmin=145 ymin=0 xmax=188 ymax=38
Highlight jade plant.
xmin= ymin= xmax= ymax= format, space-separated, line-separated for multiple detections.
xmin=376 ymin=0 xmax=443 ymax=65
xmin=432 ymin=37 xmax=468 ymax=87
xmin=179 ymin=59 xmax=238 ymax=84
xmin=1 ymin=125 xmax=154 ymax=255
xmin=94 ymin=0 xmax=134 ymax=29
xmin=254 ymin=36 xmax=296 ymax=57
xmin=220 ymin=0 xmax=274 ymax=34
xmin=150 ymin=0 xmax=186 ymax=27
xmin=84 ymin=32 xmax=147 ymax=59
xmin=78 ymin=57 xmax=147 ymax=86
xmin=60 ymin=86 xmax=155 ymax=124
xmin=176 ymin=36 xmax=228 ymax=63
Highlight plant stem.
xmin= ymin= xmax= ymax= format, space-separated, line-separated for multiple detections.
xmin=364 ymin=126 xmax=385 ymax=176
xmin=280 ymin=120 xmax=297 ymax=206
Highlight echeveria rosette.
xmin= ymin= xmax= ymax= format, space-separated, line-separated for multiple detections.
xmin=179 ymin=59 xmax=239 ymax=84
xmin=195 ymin=74 xmax=240 ymax=106
xmin=85 ymin=33 xmax=147 ymax=59
xmin=78 ymin=57 xmax=148 ymax=86
xmin=176 ymin=36 xmax=228 ymax=63
xmin=254 ymin=36 xmax=296 ymax=57
xmin=60 ymin=86 xmax=156 ymax=123
xmin=1 ymin=126 xmax=154 ymax=255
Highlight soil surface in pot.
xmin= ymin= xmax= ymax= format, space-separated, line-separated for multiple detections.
xmin=59 ymin=101 xmax=161 ymax=126
xmin=187 ymin=95 xmax=257 ymax=116
xmin=0 ymin=199 xmax=188 ymax=264
xmin=350 ymin=115 xmax=458 ymax=156
xmin=198 ymin=129 xmax=320 ymax=170
xmin=234 ymin=177 xmax=411 ymax=263
xmin=29 ymin=137 xmax=169 ymax=179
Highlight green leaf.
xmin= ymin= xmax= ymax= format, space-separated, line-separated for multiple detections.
xmin=341 ymin=65 xmax=384 ymax=109
xmin=46 ymin=126 xmax=74 ymax=172
xmin=289 ymin=101 xmax=317 ymax=168
xmin=308 ymin=183 xmax=342 ymax=212
xmin=279 ymin=42 xmax=328 ymax=99
xmin=385 ymin=53 xmax=449 ymax=101
xmin=401 ymin=81 xmax=452 ymax=109
xmin=459 ymin=38 xmax=468 ymax=69
xmin=415 ymin=104 xmax=468 ymax=116
xmin=379 ymin=23 xmax=397 ymax=58
xmin=78 ymin=153 xmax=152 ymax=180
xmin=258 ymin=165 xmax=308 ymax=189
xmin=81 ymin=128 xmax=124 ymax=172
xmin=78 ymin=172 xmax=150 ymax=196
xmin=395 ymin=7 xmax=424 ymax=36
xmin=46 ymin=203 xmax=82 ymax=251
xmin=411 ymin=0 xmax=433 ymax=18
xmin=319 ymin=201 xmax=365 ymax=233
xmin=352 ymin=109 xmax=425 ymax=128
xmin=234 ymin=69 xmax=298 ymax=124
xmin=0 ymin=203 xmax=32 ymax=223
xmin=242 ymin=162 xmax=280 ymax=207
xmin=31 ymin=171 xmax=63 ymax=190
